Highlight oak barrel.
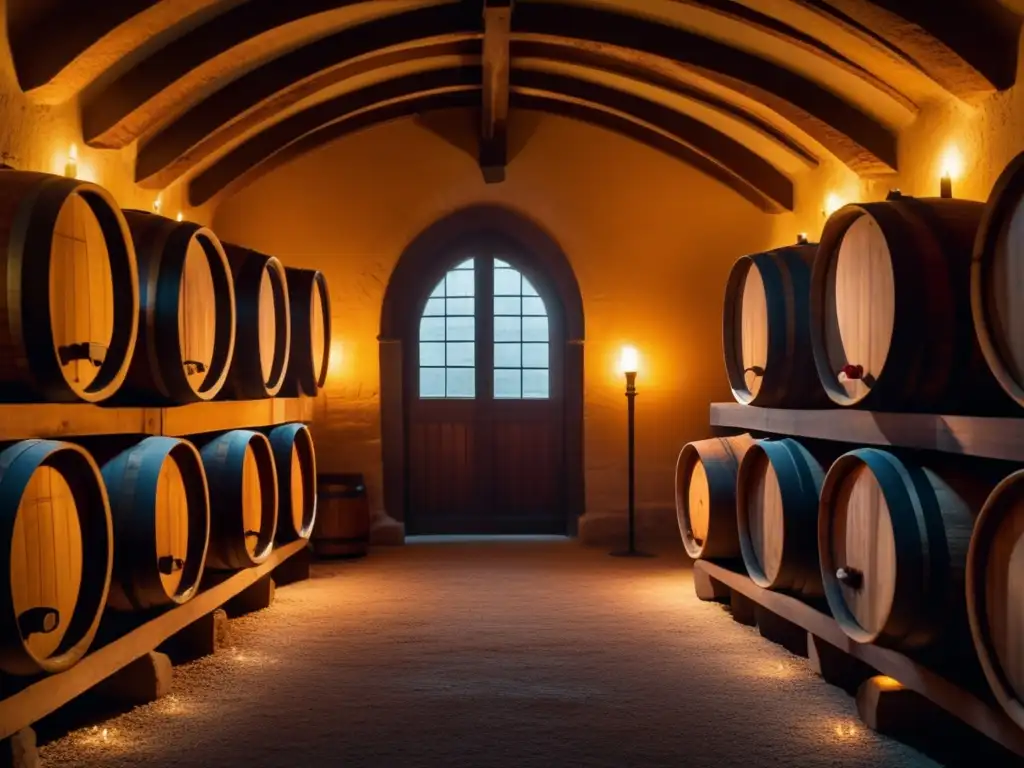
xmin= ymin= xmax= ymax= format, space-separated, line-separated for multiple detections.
xmin=0 ymin=440 xmax=112 ymax=676
xmin=736 ymin=438 xmax=826 ymax=596
xmin=972 ymin=151 xmax=1024 ymax=408
xmin=674 ymin=434 xmax=754 ymax=560
xmin=723 ymin=244 xmax=827 ymax=407
xmin=966 ymin=470 xmax=1024 ymax=730
xmin=220 ymin=244 xmax=291 ymax=399
xmin=266 ymin=422 xmax=317 ymax=542
xmin=116 ymin=211 xmax=236 ymax=404
xmin=312 ymin=473 xmax=370 ymax=558
xmin=197 ymin=430 xmax=278 ymax=569
xmin=810 ymin=196 xmax=1009 ymax=412
xmin=0 ymin=172 xmax=138 ymax=403
xmin=281 ymin=268 xmax=330 ymax=397
xmin=100 ymin=437 xmax=210 ymax=611
xmin=818 ymin=448 xmax=974 ymax=650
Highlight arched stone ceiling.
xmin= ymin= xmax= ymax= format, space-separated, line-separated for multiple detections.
xmin=6 ymin=0 xmax=1020 ymax=213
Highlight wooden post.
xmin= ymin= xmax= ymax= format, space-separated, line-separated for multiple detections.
xmin=807 ymin=634 xmax=877 ymax=694
xmin=729 ymin=590 xmax=757 ymax=626
xmin=0 ymin=729 xmax=39 ymax=768
xmin=159 ymin=609 xmax=230 ymax=664
xmin=755 ymin=606 xmax=808 ymax=657
xmin=225 ymin=575 xmax=275 ymax=617
xmin=480 ymin=0 xmax=512 ymax=183
xmin=693 ymin=566 xmax=730 ymax=602
xmin=94 ymin=652 xmax=173 ymax=706
xmin=273 ymin=546 xmax=311 ymax=587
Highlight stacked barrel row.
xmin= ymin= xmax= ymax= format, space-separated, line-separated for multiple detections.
xmin=0 ymin=422 xmax=317 ymax=677
xmin=0 ymin=170 xmax=332 ymax=405
xmin=679 ymin=149 xmax=1024 ymax=735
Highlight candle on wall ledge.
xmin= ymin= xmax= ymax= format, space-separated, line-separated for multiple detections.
xmin=64 ymin=144 xmax=78 ymax=178
xmin=940 ymin=146 xmax=962 ymax=199
xmin=153 ymin=195 xmax=162 ymax=213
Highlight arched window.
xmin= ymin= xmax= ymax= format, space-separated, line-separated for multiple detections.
xmin=417 ymin=257 xmax=550 ymax=400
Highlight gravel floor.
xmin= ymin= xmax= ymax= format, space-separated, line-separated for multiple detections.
xmin=38 ymin=539 xmax=949 ymax=767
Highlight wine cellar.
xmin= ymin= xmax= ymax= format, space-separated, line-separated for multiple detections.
xmin=4 ymin=1 xmax=1024 ymax=766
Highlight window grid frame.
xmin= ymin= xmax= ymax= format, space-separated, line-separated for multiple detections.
xmin=492 ymin=260 xmax=550 ymax=401
xmin=419 ymin=258 xmax=476 ymax=399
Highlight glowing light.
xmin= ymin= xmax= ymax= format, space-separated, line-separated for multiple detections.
xmin=64 ymin=144 xmax=78 ymax=178
xmin=833 ymin=721 xmax=858 ymax=739
xmin=618 ymin=345 xmax=639 ymax=375
xmin=102 ymin=728 xmax=109 ymax=742
xmin=797 ymin=232 xmax=809 ymax=245
xmin=327 ymin=339 xmax=344 ymax=382
xmin=823 ymin=193 xmax=844 ymax=218
xmin=873 ymin=675 xmax=903 ymax=691
xmin=153 ymin=195 xmax=162 ymax=213
xmin=176 ymin=211 xmax=184 ymax=222
xmin=940 ymin=146 xmax=963 ymax=181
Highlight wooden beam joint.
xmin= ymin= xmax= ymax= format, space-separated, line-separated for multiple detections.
xmin=481 ymin=0 xmax=513 ymax=183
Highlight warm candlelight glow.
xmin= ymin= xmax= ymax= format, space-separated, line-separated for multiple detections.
xmin=64 ymin=144 xmax=78 ymax=178
xmin=153 ymin=195 xmax=162 ymax=213
xmin=327 ymin=339 xmax=344 ymax=381
xmin=940 ymin=145 xmax=963 ymax=181
xmin=619 ymin=345 xmax=639 ymax=375
xmin=176 ymin=211 xmax=184 ymax=222
xmin=823 ymin=192 xmax=843 ymax=218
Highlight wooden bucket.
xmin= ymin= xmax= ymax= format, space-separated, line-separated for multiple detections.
xmin=818 ymin=448 xmax=974 ymax=650
xmin=118 ymin=211 xmax=236 ymax=404
xmin=972 ymin=151 xmax=1024 ymax=409
xmin=674 ymin=434 xmax=754 ymax=560
xmin=966 ymin=470 xmax=1024 ymax=731
xmin=100 ymin=437 xmax=210 ymax=611
xmin=0 ymin=172 xmax=138 ymax=403
xmin=312 ymin=473 xmax=370 ymax=558
xmin=196 ymin=430 xmax=278 ymax=570
xmin=736 ymin=438 xmax=826 ymax=596
xmin=810 ymin=195 xmax=1008 ymax=412
xmin=265 ymin=422 xmax=317 ymax=542
xmin=281 ymin=268 xmax=330 ymax=397
xmin=0 ymin=440 xmax=112 ymax=676
xmin=221 ymin=244 xmax=291 ymax=399
xmin=723 ymin=243 xmax=827 ymax=407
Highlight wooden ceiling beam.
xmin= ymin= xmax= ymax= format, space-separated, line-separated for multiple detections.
xmin=480 ymin=0 xmax=514 ymax=183
xmin=187 ymin=67 xmax=794 ymax=212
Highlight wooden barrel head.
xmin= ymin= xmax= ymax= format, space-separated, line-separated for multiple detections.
xmin=735 ymin=263 xmax=768 ymax=399
xmin=685 ymin=460 xmax=710 ymax=544
xmin=825 ymin=462 xmax=897 ymax=639
xmin=258 ymin=267 xmax=277 ymax=385
xmin=743 ymin=451 xmax=785 ymax=585
xmin=154 ymin=456 xmax=190 ymax=597
xmin=178 ymin=237 xmax=217 ymax=392
xmin=49 ymin=193 xmax=115 ymax=398
xmin=311 ymin=278 xmax=327 ymax=381
xmin=10 ymin=466 xmax=83 ymax=660
xmin=241 ymin=443 xmax=265 ymax=558
xmin=825 ymin=214 xmax=895 ymax=403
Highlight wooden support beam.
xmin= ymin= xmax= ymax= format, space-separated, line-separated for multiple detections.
xmin=272 ymin=546 xmax=312 ymax=587
xmin=481 ymin=0 xmax=513 ymax=183
xmin=693 ymin=566 xmax=730 ymax=602
xmin=224 ymin=576 xmax=276 ymax=618
xmin=93 ymin=652 xmax=173 ymax=707
xmin=0 ymin=729 xmax=39 ymax=768
xmin=807 ymin=633 xmax=877 ymax=694
xmin=159 ymin=609 xmax=230 ymax=665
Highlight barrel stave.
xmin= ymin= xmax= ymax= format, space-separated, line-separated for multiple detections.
xmin=265 ymin=422 xmax=316 ymax=542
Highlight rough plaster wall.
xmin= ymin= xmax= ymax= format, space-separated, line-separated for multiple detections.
xmin=767 ymin=28 xmax=1024 ymax=246
xmin=0 ymin=0 xmax=213 ymax=222
xmin=212 ymin=109 xmax=774 ymax=543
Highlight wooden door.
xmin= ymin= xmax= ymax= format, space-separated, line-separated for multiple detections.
xmin=405 ymin=249 xmax=565 ymax=534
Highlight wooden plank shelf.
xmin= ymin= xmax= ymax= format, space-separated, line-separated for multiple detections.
xmin=710 ymin=403 xmax=1024 ymax=462
xmin=695 ymin=559 xmax=1024 ymax=758
xmin=0 ymin=397 xmax=314 ymax=442
xmin=0 ymin=540 xmax=308 ymax=740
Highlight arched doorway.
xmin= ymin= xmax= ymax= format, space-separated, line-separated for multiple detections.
xmin=380 ymin=206 xmax=584 ymax=535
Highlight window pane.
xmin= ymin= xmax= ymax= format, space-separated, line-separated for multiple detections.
xmin=420 ymin=316 xmax=445 ymax=341
xmin=420 ymin=367 xmax=445 ymax=398
xmin=446 ymin=297 xmax=474 ymax=316
xmin=446 ymin=316 xmax=474 ymax=341
xmin=494 ymin=267 xmax=521 ymax=296
xmin=522 ymin=316 xmax=547 ymax=342
xmin=522 ymin=342 xmax=548 ymax=368
xmin=523 ymin=296 xmax=545 ymax=315
xmin=420 ymin=342 xmax=445 ymax=366
xmin=494 ymin=296 xmax=521 ymax=315
xmin=446 ymin=368 xmax=475 ymax=398
xmin=523 ymin=369 xmax=549 ymax=399
xmin=454 ymin=258 xmax=474 ymax=271
xmin=446 ymin=342 xmax=474 ymax=367
xmin=494 ymin=257 xmax=511 ymax=268
xmin=494 ymin=316 xmax=521 ymax=342
xmin=429 ymin=279 xmax=446 ymax=298
xmin=423 ymin=297 xmax=444 ymax=316
xmin=494 ymin=368 xmax=521 ymax=399
xmin=446 ymin=268 xmax=474 ymax=297
xmin=522 ymin=276 xmax=539 ymax=297
xmin=494 ymin=343 xmax=521 ymax=368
